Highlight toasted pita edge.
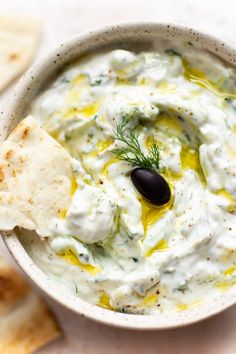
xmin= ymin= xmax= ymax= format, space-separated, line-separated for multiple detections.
xmin=0 ymin=262 xmax=61 ymax=354
xmin=0 ymin=115 xmax=73 ymax=237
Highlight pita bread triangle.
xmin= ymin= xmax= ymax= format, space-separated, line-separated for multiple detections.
xmin=0 ymin=115 xmax=73 ymax=237
xmin=0 ymin=15 xmax=41 ymax=92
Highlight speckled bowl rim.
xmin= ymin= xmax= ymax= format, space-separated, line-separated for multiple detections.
xmin=1 ymin=22 xmax=236 ymax=330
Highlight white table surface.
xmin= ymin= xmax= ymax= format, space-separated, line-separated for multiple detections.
xmin=1 ymin=1 xmax=236 ymax=353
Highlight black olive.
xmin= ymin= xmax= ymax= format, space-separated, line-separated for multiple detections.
xmin=131 ymin=167 xmax=171 ymax=206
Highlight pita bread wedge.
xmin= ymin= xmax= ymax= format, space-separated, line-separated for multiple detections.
xmin=0 ymin=259 xmax=30 ymax=315
xmin=0 ymin=15 xmax=41 ymax=92
xmin=0 ymin=260 xmax=60 ymax=354
xmin=0 ymin=115 xmax=73 ymax=237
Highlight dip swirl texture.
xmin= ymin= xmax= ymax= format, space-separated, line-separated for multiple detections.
xmin=28 ymin=46 xmax=236 ymax=314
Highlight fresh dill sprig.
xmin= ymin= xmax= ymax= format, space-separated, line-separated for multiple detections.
xmin=111 ymin=113 xmax=160 ymax=171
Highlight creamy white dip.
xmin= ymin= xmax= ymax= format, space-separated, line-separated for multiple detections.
xmin=27 ymin=44 xmax=236 ymax=314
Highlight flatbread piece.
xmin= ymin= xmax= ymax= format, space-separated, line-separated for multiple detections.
xmin=0 ymin=115 xmax=73 ymax=237
xmin=0 ymin=15 xmax=41 ymax=92
xmin=0 ymin=260 xmax=61 ymax=354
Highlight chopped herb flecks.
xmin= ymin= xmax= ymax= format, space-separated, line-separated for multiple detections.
xmin=174 ymin=283 xmax=189 ymax=294
xmin=165 ymin=48 xmax=181 ymax=56
xmin=91 ymin=79 xmax=102 ymax=86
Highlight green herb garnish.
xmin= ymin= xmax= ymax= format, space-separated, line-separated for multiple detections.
xmin=61 ymin=77 xmax=70 ymax=84
xmin=91 ymin=79 xmax=102 ymax=86
xmin=73 ymin=282 xmax=79 ymax=294
xmin=165 ymin=48 xmax=181 ymax=56
xmin=64 ymin=131 xmax=73 ymax=142
xmin=224 ymin=96 xmax=233 ymax=102
xmin=175 ymin=283 xmax=189 ymax=294
xmin=112 ymin=113 xmax=160 ymax=171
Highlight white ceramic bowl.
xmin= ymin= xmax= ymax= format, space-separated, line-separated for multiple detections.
xmin=1 ymin=23 xmax=236 ymax=330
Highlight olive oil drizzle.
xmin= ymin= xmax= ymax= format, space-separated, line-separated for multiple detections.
xmin=180 ymin=145 xmax=206 ymax=184
xmin=57 ymin=249 xmax=101 ymax=275
xmin=98 ymin=292 xmax=114 ymax=310
xmin=145 ymin=239 xmax=169 ymax=257
xmin=140 ymin=196 xmax=173 ymax=236
xmin=183 ymin=60 xmax=236 ymax=100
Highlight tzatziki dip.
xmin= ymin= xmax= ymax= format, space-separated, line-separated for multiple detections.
xmin=27 ymin=44 xmax=236 ymax=314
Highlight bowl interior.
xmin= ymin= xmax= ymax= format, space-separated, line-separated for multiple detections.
xmin=2 ymin=23 xmax=236 ymax=329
